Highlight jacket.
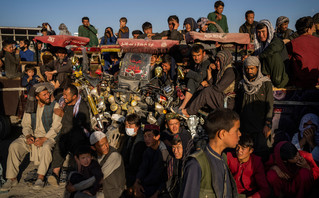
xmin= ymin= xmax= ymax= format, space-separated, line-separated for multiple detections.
xmin=78 ymin=25 xmax=99 ymax=47
xmin=239 ymin=21 xmax=258 ymax=42
xmin=207 ymin=12 xmax=229 ymax=33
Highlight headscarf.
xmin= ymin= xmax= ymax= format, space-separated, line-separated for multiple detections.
xmin=183 ymin=17 xmax=198 ymax=31
xmin=197 ymin=17 xmax=209 ymax=28
xmin=274 ymin=141 xmax=299 ymax=178
xmin=58 ymin=23 xmax=71 ymax=35
xmin=241 ymin=56 xmax=271 ymax=95
xmin=298 ymin=113 xmax=319 ymax=144
xmin=254 ymin=19 xmax=275 ymax=55
xmin=276 ymin=16 xmax=289 ymax=29
xmin=215 ymin=50 xmax=233 ymax=82
xmin=25 ymin=82 xmax=55 ymax=113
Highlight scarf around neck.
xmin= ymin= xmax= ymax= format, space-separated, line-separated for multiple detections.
xmin=254 ymin=19 xmax=275 ymax=55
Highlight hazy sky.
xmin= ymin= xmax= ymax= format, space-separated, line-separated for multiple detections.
xmin=0 ymin=0 xmax=318 ymax=38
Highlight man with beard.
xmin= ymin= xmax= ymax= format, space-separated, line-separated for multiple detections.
xmin=41 ymin=47 xmax=72 ymax=88
xmin=48 ymin=84 xmax=90 ymax=186
xmin=237 ymin=56 xmax=273 ymax=161
xmin=0 ymin=84 xmax=62 ymax=191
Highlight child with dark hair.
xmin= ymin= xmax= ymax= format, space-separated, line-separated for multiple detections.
xmin=207 ymin=1 xmax=229 ymax=33
xmin=117 ymin=17 xmax=129 ymax=38
xmin=266 ymin=141 xmax=319 ymax=198
xmin=66 ymin=146 xmax=103 ymax=197
xmin=133 ymin=124 xmax=168 ymax=198
xmin=2 ymin=41 xmax=21 ymax=79
xmin=227 ymin=134 xmax=271 ymax=198
xmin=21 ymin=65 xmax=41 ymax=92
xmin=181 ymin=109 xmax=241 ymax=197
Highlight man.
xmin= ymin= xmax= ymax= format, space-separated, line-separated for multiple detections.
xmin=239 ymin=10 xmax=258 ymax=42
xmin=181 ymin=109 xmax=241 ymax=197
xmin=0 ymin=83 xmax=62 ymax=191
xmin=159 ymin=15 xmax=184 ymax=41
xmin=78 ymin=16 xmax=98 ymax=47
xmin=237 ymin=56 xmax=273 ymax=161
xmin=138 ymin=22 xmax=162 ymax=40
xmin=227 ymin=134 xmax=271 ymax=198
xmin=180 ymin=50 xmax=236 ymax=117
xmin=90 ymin=131 xmax=126 ymax=198
xmin=120 ymin=114 xmax=146 ymax=190
xmin=48 ymin=84 xmax=91 ymax=186
xmin=179 ymin=44 xmax=210 ymax=110
xmin=41 ymin=47 xmax=72 ymax=88
xmin=275 ymin=16 xmax=294 ymax=43
xmin=286 ymin=16 xmax=319 ymax=88
xmin=19 ymin=39 xmax=34 ymax=61
xmin=207 ymin=1 xmax=229 ymax=33
xmin=254 ymin=19 xmax=289 ymax=88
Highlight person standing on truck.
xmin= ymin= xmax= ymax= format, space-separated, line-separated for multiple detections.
xmin=78 ymin=16 xmax=98 ymax=47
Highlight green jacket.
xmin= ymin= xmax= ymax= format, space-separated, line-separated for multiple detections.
xmin=207 ymin=12 xmax=229 ymax=33
xmin=78 ymin=25 xmax=99 ymax=47
xmin=258 ymin=37 xmax=289 ymax=88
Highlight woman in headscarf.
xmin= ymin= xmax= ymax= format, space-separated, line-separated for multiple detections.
xmin=292 ymin=113 xmax=319 ymax=163
xmin=181 ymin=50 xmax=237 ymax=117
xmin=58 ymin=23 xmax=71 ymax=35
xmin=266 ymin=141 xmax=319 ymax=198
xmin=100 ymin=27 xmax=117 ymax=45
xmin=253 ymin=19 xmax=289 ymax=88
xmin=237 ymin=56 xmax=273 ymax=161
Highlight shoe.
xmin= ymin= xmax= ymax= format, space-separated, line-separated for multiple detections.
xmin=170 ymin=107 xmax=188 ymax=119
xmin=0 ymin=179 xmax=18 ymax=192
xmin=47 ymin=173 xmax=59 ymax=187
xmin=33 ymin=179 xmax=44 ymax=190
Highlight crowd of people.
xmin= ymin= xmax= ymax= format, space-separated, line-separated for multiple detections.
xmin=0 ymin=1 xmax=319 ymax=198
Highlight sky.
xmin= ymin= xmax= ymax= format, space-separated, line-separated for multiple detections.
xmin=0 ymin=0 xmax=318 ymax=38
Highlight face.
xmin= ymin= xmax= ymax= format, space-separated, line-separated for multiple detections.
xmin=257 ymin=27 xmax=268 ymax=42
xmin=19 ymin=40 xmax=25 ymax=48
xmin=303 ymin=120 xmax=317 ymax=131
xmin=172 ymin=142 xmax=183 ymax=159
xmin=222 ymin=120 xmax=241 ymax=148
xmin=42 ymin=31 xmax=48 ymax=36
xmin=245 ymin=65 xmax=258 ymax=80
xmin=162 ymin=62 xmax=171 ymax=74
xmin=37 ymin=43 xmax=43 ymax=50
xmin=168 ymin=19 xmax=178 ymax=31
xmin=192 ymin=49 xmax=205 ymax=64
xmin=120 ymin=20 xmax=126 ymax=28
xmin=151 ymin=55 xmax=157 ymax=65
xmin=82 ymin=19 xmax=90 ymax=27
xmin=94 ymin=137 xmax=109 ymax=155
xmin=36 ymin=90 xmax=51 ymax=105
xmin=167 ymin=119 xmax=180 ymax=134
xmin=280 ymin=22 xmax=289 ymax=32
xmin=307 ymin=25 xmax=316 ymax=35
xmin=133 ymin=34 xmax=139 ymax=39
xmin=26 ymin=69 xmax=34 ymax=77
xmin=185 ymin=24 xmax=192 ymax=32
xmin=144 ymin=28 xmax=152 ymax=35
xmin=246 ymin=13 xmax=254 ymax=25
xmin=4 ymin=45 xmax=14 ymax=53
xmin=78 ymin=153 xmax=92 ymax=167
xmin=63 ymin=88 xmax=77 ymax=104
xmin=201 ymin=24 xmax=208 ymax=32
xmin=215 ymin=58 xmax=221 ymax=70
xmin=144 ymin=131 xmax=159 ymax=148
xmin=236 ymin=145 xmax=253 ymax=162
xmin=125 ymin=121 xmax=139 ymax=134
xmin=287 ymin=152 xmax=303 ymax=164
xmin=215 ymin=5 xmax=224 ymax=14
xmin=56 ymin=53 xmax=67 ymax=60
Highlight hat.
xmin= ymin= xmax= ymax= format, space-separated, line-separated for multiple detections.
xmin=166 ymin=112 xmax=179 ymax=122
xmin=171 ymin=134 xmax=182 ymax=145
xmin=90 ymin=131 xmax=106 ymax=145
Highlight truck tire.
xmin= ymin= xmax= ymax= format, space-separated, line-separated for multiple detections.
xmin=0 ymin=115 xmax=11 ymax=140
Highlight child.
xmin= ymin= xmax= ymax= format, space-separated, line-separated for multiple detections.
xmin=66 ymin=146 xmax=103 ymax=197
xmin=133 ymin=124 xmax=168 ymax=198
xmin=207 ymin=1 xmax=229 ymax=33
xmin=21 ymin=65 xmax=41 ymax=93
xmin=2 ymin=41 xmax=21 ymax=79
xmin=117 ymin=17 xmax=129 ymax=38
xmin=227 ymin=134 xmax=271 ymax=198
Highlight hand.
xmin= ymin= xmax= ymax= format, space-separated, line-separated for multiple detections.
xmin=271 ymin=165 xmax=290 ymax=180
xmin=27 ymin=76 xmax=33 ymax=82
xmin=147 ymin=33 xmax=155 ymax=38
xmin=26 ymin=135 xmax=35 ymax=145
xmin=215 ymin=41 xmax=221 ymax=48
xmin=263 ymin=125 xmax=271 ymax=138
xmin=216 ymin=13 xmax=222 ymax=21
xmin=66 ymin=182 xmax=76 ymax=192
xmin=54 ymin=108 xmax=64 ymax=117
xmin=183 ymin=69 xmax=190 ymax=74
xmin=34 ymin=137 xmax=47 ymax=147
xmin=15 ymin=49 xmax=20 ymax=54
xmin=296 ymin=155 xmax=310 ymax=170
xmin=150 ymin=191 xmax=160 ymax=198
xmin=45 ymin=71 xmax=53 ymax=81
xmin=207 ymin=20 xmax=216 ymax=25
xmin=209 ymin=63 xmax=216 ymax=70
xmin=133 ymin=180 xmax=145 ymax=197
xmin=161 ymin=36 xmax=168 ymax=40
xmin=82 ymin=190 xmax=93 ymax=196
xmin=304 ymin=127 xmax=315 ymax=147
xmin=50 ymin=80 xmax=60 ymax=89
xmin=201 ymin=81 xmax=209 ymax=87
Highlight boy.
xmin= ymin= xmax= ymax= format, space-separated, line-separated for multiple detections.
xmin=2 ymin=41 xmax=21 ymax=79
xmin=227 ymin=134 xmax=270 ymax=198
xmin=21 ymin=65 xmax=41 ymax=92
xmin=133 ymin=124 xmax=168 ymax=198
xmin=19 ymin=39 xmax=34 ymax=61
xmin=207 ymin=1 xmax=229 ymax=33
xmin=117 ymin=17 xmax=129 ymax=38
xmin=66 ymin=146 xmax=103 ymax=197
xmin=181 ymin=109 xmax=240 ymax=198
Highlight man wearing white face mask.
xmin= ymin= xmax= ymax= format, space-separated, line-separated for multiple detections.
xmin=120 ymin=113 xmax=147 ymax=195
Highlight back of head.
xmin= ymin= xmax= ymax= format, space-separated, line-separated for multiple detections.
xmin=214 ymin=0 xmax=224 ymax=8
xmin=125 ymin=113 xmax=141 ymax=127
xmin=280 ymin=142 xmax=298 ymax=161
xmin=64 ymin=83 xmax=78 ymax=96
xmin=204 ymin=109 xmax=239 ymax=139
xmin=75 ymin=145 xmax=93 ymax=158
xmin=168 ymin=15 xmax=179 ymax=23
xmin=24 ymin=39 xmax=30 ymax=48
xmin=295 ymin=16 xmax=314 ymax=35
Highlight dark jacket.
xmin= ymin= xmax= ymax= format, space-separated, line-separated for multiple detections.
xmin=41 ymin=58 xmax=73 ymax=87
xmin=100 ymin=36 xmax=117 ymax=45
xmin=21 ymin=74 xmax=40 ymax=92
xmin=239 ymin=21 xmax=258 ymax=42
xmin=257 ymin=37 xmax=289 ymax=88
xmin=159 ymin=30 xmax=184 ymax=41
xmin=79 ymin=160 xmax=103 ymax=196
xmin=276 ymin=28 xmax=294 ymax=40
xmin=4 ymin=52 xmax=21 ymax=79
